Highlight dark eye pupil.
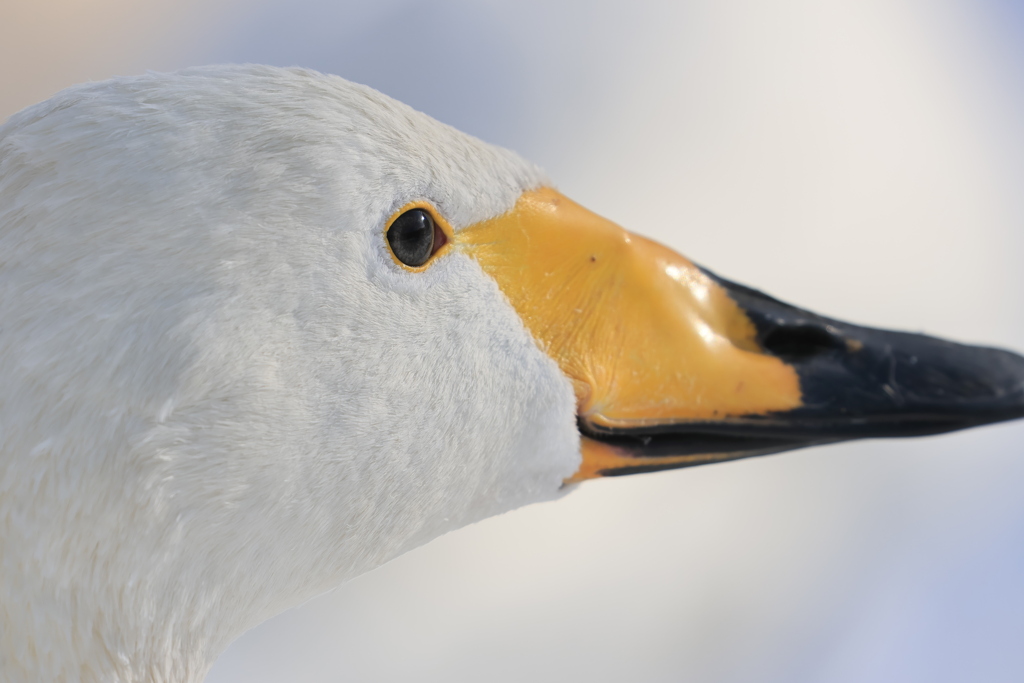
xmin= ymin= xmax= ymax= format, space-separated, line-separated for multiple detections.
xmin=387 ymin=209 xmax=435 ymax=267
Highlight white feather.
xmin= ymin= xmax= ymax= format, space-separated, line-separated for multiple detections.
xmin=0 ymin=65 xmax=580 ymax=682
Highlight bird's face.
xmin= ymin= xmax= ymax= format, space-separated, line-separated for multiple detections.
xmin=77 ymin=66 xmax=1020 ymax=574
xmin=315 ymin=56 xmax=1024 ymax=555
xmin=4 ymin=66 xmax=1023 ymax=662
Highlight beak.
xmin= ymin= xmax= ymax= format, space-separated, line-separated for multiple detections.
xmin=458 ymin=188 xmax=1024 ymax=481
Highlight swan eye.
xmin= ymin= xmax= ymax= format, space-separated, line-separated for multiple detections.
xmin=387 ymin=209 xmax=439 ymax=267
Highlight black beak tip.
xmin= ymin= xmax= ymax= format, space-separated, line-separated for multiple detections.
xmin=702 ymin=267 xmax=1024 ymax=435
xmin=796 ymin=334 xmax=1024 ymax=435
xmin=954 ymin=344 xmax=1024 ymax=424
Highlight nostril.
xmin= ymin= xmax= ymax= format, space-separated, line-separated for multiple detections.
xmin=761 ymin=324 xmax=844 ymax=361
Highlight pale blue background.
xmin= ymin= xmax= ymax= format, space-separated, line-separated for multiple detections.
xmin=7 ymin=2 xmax=1022 ymax=681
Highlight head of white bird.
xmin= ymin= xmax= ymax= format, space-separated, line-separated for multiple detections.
xmin=2 ymin=65 xmax=1023 ymax=676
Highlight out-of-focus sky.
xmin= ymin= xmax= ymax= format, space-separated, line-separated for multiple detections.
xmin=4 ymin=2 xmax=1024 ymax=681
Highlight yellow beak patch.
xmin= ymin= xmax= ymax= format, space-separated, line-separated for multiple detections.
xmin=456 ymin=188 xmax=803 ymax=480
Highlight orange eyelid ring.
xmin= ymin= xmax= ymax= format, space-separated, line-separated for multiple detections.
xmin=383 ymin=201 xmax=455 ymax=272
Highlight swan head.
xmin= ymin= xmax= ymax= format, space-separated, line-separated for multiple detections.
xmin=2 ymin=64 xmax=1022 ymax=680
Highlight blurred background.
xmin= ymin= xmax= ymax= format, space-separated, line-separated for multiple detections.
xmin=4 ymin=1 xmax=1023 ymax=681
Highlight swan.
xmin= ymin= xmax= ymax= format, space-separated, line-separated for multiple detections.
xmin=1 ymin=64 xmax=1022 ymax=682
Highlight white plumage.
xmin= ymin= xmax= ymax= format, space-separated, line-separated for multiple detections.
xmin=0 ymin=65 xmax=580 ymax=682
xmin=6 ymin=60 xmax=1023 ymax=683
